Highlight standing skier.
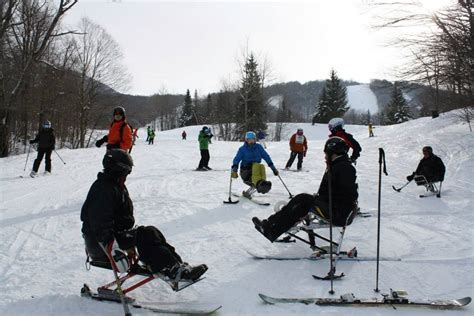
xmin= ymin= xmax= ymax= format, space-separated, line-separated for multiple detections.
xmin=368 ymin=123 xmax=375 ymax=137
xmin=95 ymin=107 xmax=133 ymax=152
xmin=328 ymin=117 xmax=361 ymax=164
xmin=196 ymin=126 xmax=213 ymax=171
xmin=146 ymin=126 xmax=151 ymax=142
xmin=29 ymin=120 xmax=56 ymax=177
xmin=406 ymin=146 xmax=445 ymax=184
xmin=148 ymin=129 xmax=156 ymax=145
xmin=285 ymin=128 xmax=308 ymax=171
xmin=231 ymin=131 xmax=279 ymax=198
xmin=182 ymin=130 xmax=187 ymax=140
xmin=252 ymin=137 xmax=358 ymax=242
xmin=81 ymin=149 xmax=208 ymax=281
xmin=132 ymin=128 xmax=139 ymax=145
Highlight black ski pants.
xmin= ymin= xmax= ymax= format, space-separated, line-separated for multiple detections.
xmin=84 ymin=226 xmax=182 ymax=274
xmin=33 ymin=147 xmax=52 ymax=172
xmin=198 ymin=149 xmax=210 ymax=169
xmin=285 ymin=151 xmax=304 ymax=170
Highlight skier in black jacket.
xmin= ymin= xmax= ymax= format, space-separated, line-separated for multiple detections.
xmin=81 ymin=149 xmax=207 ymax=280
xmin=328 ymin=117 xmax=362 ymax=163
xmin=407 ymin=146 xmax=445 ymax=183
xmin=252 ymin=137 xmax=359 ymax=242
xmin=29 ymin=121 xmax=55 ymax=177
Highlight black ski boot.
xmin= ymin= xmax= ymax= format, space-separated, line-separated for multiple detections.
xmin=252 ymin=217 xmax=279 ymax=242
xmin=166 ymin=263 xmax=208 ymax=281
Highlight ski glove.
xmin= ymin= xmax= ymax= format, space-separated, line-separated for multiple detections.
xmin=407 ymin=173 xmax=415 ymax=182
xmin=303 ymin=151 xmax=307 ymax=157
xmin=231 ymin=171 xmax=238 ymax=179
xmin=270 ymin=165 xmax=279 ymax=176
xmin=95 ymin=135 xmax=108 ymax=148
xmin=103 ymin=240 xmax=129 ymax=273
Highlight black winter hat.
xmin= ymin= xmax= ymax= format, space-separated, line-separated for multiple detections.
xmin=113 ymin=106 xmax=126 ymax=117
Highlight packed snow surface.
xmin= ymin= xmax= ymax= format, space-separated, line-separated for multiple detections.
xmin=0 ymin=113 xmax=473 ymax=315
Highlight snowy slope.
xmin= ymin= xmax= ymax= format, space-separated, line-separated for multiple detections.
xmin=0 ymin=113 xmax=473 ymax=315
xmin=347 ymin=84 xmax=379 ymax=113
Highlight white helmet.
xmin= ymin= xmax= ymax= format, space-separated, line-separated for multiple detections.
xmin=328 ymin=118 xmax=344 ymax=132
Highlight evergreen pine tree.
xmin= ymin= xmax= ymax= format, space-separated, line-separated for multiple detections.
xmin=179 ymin=89 xmax=195 ymax=127
xmin=235 ymin=53 xmax=267 ymax=136
xmin=385 ymin=83 xmax=412 ymax=124
xmin=204 ymin=93 xmax=213 ymax=123
xmin=313 ymin=69 xmax=349 ymax=123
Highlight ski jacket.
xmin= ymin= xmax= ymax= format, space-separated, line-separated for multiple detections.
xmin=415 ymin=154 xmax=445 ymax=182
xmin=316 ymin=155 xmax=358 ymax=226
xmin=81 ymin=172 xmax=135 ymax=244
xmin=330 ymin=129 xmax=362 ymax=161
xmin=198 ymin=130 xmax=212 ymax=150
xmin=289 ymin=133 xmax=308 ymax=153
xmin=107 ymin=119 xmax=133 ymax=151
xmin=232 ymin=142 xmax=274 ymax=171
xmin=31 ymin=128 xmax=55 ymax=149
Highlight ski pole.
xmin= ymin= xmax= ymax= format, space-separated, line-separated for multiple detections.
xmin=327 ymin=162 xmax=335 ymax=295
xmin=99 ymin=243 xmax=132 ymax=316
xmin=375 ymin=148 xmax=388 ymax=293
xmin=392 ymin=180 xmax=411 ymax=192
xmin=54 ymin=149 xmax=66 ymax=165
xmin=277 ymin=174 xmax=294 ymax=199
xmin=23 ymin=143 xmax=32 ymax=171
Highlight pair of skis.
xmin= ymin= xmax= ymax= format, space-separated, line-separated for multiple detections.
xmin=231 ymin=193 xmax=270 ymax=206
xmin=258 ymin=291 xmax=471 ymax=309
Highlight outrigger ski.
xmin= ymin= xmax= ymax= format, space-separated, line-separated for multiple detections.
xmin=258 ymin=291 xmax=471 ymax=309
xmin=232 ymin=193 xmax=270 ymax=206
xmin=81 ymin=283 xmax=222 ymax=315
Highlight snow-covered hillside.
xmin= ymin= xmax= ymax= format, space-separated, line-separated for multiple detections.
xmin=0 ymin=113 xmax=473 ymax=315
xmin=347 ymin=84 xmax=379 ymax=113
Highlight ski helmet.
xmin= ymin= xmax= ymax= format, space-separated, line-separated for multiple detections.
xmin=43 ymin=120 xmax=52 ymax=129
xmin=328 ymin=117 xmax=344 ymax=132
xmin=245 ymin=131 xmax=256 ymax=141
xmin=324 ymin=136 xmax=349 ymax=156
xmin=113 ymin=106 xmax=126 ymax=117
xmin=297 ymin=128 xmax=303 ymax=135
xmin=422 ymin=146 xmax=433 ymax=154
xmin=102 ymin=149 xmax=134 ymax=176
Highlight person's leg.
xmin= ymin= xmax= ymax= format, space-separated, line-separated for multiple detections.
xmin=45 ymin=149 xmax=52 ymax=172
xmin=198 ymin=149 xmax=206 ymax=169
xmin=32 ymin=148 xmax=46 ymax=172
xmin=240 ymin=166 xmax=252 ymax=186
xmin=297 ymin=152 xmax=304 ymax=170
xmin=203 ymin=149 xmax=210 ymax=168
xmin=285 ymin=151 xmax=297 ymax=168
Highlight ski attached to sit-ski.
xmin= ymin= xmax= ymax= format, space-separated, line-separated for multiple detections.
xmin=81 ymin=284 xmax=221 ymax=315
xmin=232 ymin=193 xmax=270 ymax=206
xmin=258 ymin=292 xmax=471 ymax=309
xmin=247 ymin=250 xmax=401 ymax=262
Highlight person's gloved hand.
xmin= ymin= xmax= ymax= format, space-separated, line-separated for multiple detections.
xmin=231 ymin=166 xmax=238 ymax=178
xmin=270 ymin=165 xmax=279 ymax=176
xmin=350 ymin=157 xmax=357 ymax=165
xmin=303 ymin=151 xmax=307 ymax=157
xmin=95 ymin=135 xmax=108 ymax=148
xmin=407 ymin=173 xmax=415 ymax=181
xmin=102 ymin=239 xmax=129 ymax=273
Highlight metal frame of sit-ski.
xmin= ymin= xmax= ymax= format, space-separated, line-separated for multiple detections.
xmin=414 ymin=175 xmax=442 ymax=197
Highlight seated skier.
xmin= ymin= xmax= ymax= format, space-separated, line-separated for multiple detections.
xmin=252 ymin=137 xmax=358 ymax=242
xmin=407 ymin=146 xmax=445 ymax=190
xmin=231 ymin=131 xmax=279 ymax=198
xmin=81 ymin=149 xmax=207 ymax=281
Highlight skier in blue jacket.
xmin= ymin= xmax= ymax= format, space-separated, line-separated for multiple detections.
xmin=231 ymin=131 xmax=279 ymax=198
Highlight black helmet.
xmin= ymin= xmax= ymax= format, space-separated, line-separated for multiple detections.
xmin=422 ymin=146 xmax=433 ymax=154
xmin=324 ymin=137 xmax=348 ymax=156
xmin=113 ymin=106 xmax=126 ymax=117
xmin=102 ymin=149 xmax=133 ymax=176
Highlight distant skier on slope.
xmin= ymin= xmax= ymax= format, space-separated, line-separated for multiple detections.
xmin=285 ymin=128 xmax=308 ymax=171
xmin=196 ymin=126 xmax=213 ymax=171
xmin=95 ymin=107 xmax=133 ymax=152
xmin=81 ymin=149 xmax=207 ymax=281
xmin=328 ymin=117 xmax=361 ymax=164
xmin=256 ymin=130 xmax=267 ymax=148
xmin=252 ymin=137 xmax=358 ymax=242
xmin=182 ymin=130 xmax=187 ymax=140
xmin=29 ymin=120 xmax=55 ymax=177
xmin=406 ymin=146 xmax=445 ymax=184
xmin=148 ymin=129 xmax=155 ymax=145
xmin=231 ymin=131 xmax=279 ymax=198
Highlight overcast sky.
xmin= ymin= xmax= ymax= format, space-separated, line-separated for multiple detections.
xmin=61 ymin=0 xmax=451 ymax=96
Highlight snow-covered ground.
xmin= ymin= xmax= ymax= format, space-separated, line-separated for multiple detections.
xmin=0 ymin=113 xmax=473 ymax=315
xmin=347 ymin=84 xmax=379 ymax=113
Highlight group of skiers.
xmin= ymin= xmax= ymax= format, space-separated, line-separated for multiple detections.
xmin=25 ymin=107 xmax=446 ymax=289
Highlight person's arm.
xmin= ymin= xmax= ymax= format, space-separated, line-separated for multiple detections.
xmin=30 ymin=133 xmax=39 ymax=144
xmin=289 ymin=135 xmax=295 ymax=151
xmin=232 ymin=147 xmax=244 ymax=170
xmin=437 ymin=157 xmax=446 ymax=181
xmin=304 ymin=136 xmax=308 ymax=152
xmin=85 ymin=183 xmax=117 ymax=243
xmin=120 ymin=124 xmax=133 ymax=150
xmin=346 ymin=133 xmax=361 ymax=161
xmin=259 ymin=145 xmax=274 ymax=168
